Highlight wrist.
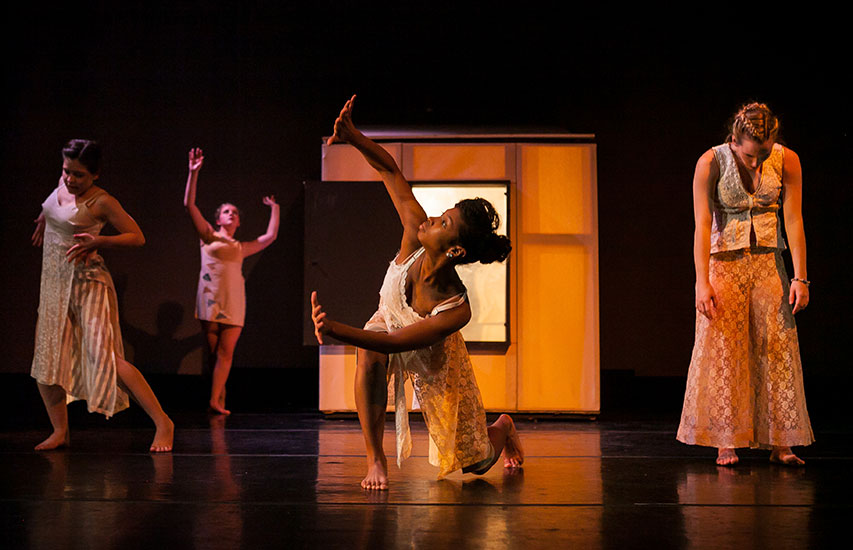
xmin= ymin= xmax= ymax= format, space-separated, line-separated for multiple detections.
xmin=791 ymin=277 xmax=810 ymax=287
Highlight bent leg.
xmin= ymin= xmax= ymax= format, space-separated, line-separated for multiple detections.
xmin=35 ymin=383 xmax=70 ymax=450
xmin=355 ymin=347 xmax=389 ymax=490
xmin=489 ymin=414 xmax=524 ymax=470
xmin=116 ymin=357 xmax=174 ymax=452
xmin=465 ymin=414 xmax=525 ymax=475
xmin=209 ymin=324 xmax=242 ymax=415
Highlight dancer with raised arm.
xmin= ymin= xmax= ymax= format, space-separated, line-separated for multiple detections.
xmin=311 ymin=95 xmax=523 ymax=490
xmin=31 ymin=139 xmax=174 ymax=452
xmin=677 ymin=103 xmax=814 ymax=465
xmin=183 ymin=147 xmax=280 ymax=414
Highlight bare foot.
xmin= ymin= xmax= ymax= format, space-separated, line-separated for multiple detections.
xmin=208 ymin=400 xmax=231 ymax=415
xmin=770 ymin=446 xmax=805 ymax=466
xmin=361 ymin=457 xmax=389 ymax=490
xmin=150 ymin=417 xmax=175 ymax=453
xmin=716 ymin=448 xmax=738 ymax=466
xmin=35 ymin=431 xmax=69 ymax=451
xmin=499 ymin=414 xmax=524 ymax=468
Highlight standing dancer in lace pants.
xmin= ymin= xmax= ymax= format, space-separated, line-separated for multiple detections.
xmin=677 ymin=103 xmax=814 ymax=465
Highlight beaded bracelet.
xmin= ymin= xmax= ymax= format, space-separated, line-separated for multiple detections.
xmin=791 ymin=277 xmax=810 ymax=286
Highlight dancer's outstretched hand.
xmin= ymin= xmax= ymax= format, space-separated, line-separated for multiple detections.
xmin=32 ymin=212 xmax=45 ymax=247
xmin=311 ymin=290 xmax=330 ymax=344
xmin=188 ymin=148 xmax=204 ymax=173
xmin=263 ymin=195 xmax=277 ymax=207
xmin=326 ymin=94 xmax=358 ymax=146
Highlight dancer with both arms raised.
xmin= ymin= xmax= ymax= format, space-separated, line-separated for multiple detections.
xmin=311 ymin=95 xmax=524 ymax=490
xmin=183 ymin=147 xmax=280 ymax=415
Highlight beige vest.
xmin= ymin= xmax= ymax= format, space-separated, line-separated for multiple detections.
xmin=710 ymin=142 xmax=786 ymax=253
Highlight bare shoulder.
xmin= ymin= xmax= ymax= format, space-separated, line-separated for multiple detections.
xmin=780 ymin=145 xmax=802 ymax=181
xmin=694 ymin=148 xmax=719 ymax=182
xmin=88 ymin=187 xmax=119 ymax=210
xmin=781 ymin=145 xmax=801 ymax=165
xmin=696 ymin=148 xmax=718 ymax=169
xmin=86 ymin=188 xmax=128 ymax=221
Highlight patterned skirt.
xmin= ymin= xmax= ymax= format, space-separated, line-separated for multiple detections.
xmin=677 ymin=249 xmax=814 ymax=449
xmin=31 ymin=265 xmax=130 ymax=417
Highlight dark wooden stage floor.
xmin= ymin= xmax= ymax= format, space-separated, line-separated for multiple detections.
xmin=2 ymin=403 xmax=850 ymax=549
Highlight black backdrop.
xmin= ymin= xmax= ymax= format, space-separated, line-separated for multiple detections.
xmin=1 ymin=2 xmax=850 ymax=408
xmin=303 ymin=180 xmax=400 ymax=345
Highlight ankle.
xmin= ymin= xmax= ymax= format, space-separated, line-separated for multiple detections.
xmin=366 ymin=454 xmax=387 ymax=465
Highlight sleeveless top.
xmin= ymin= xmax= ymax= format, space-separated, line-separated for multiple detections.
xmin=195 ymin=232 xmax=246 ymax=326
xmin=35 ymin=185 xmax=113 ymax=366
xmin=710 ymin=142 xmax=786 ymax=253
xmin=365 ymin=248 xmax=492 ymax=478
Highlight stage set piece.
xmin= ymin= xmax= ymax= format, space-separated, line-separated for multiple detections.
xmin=309 ymin=130 xmax=599 ymax=414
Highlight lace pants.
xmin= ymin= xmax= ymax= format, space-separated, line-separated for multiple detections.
xmin=677 ymin=249 xmax=814 ymax=449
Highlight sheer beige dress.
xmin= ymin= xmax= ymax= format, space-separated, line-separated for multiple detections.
xmin=365 ymin=248 xmax=493 ymax=479
xmin=677 ymin=143 xmax=814 ymax=449
xmin=31 ymin=185 xmax=130 ymax=417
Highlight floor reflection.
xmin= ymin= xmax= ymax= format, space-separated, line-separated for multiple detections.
xmin=190 ymin=414 xmax=243 ymax=548
xmin=677 ymin=461 xmax=815 ymax=548
xmin=2 ymin=414 xmax=845 ymax=548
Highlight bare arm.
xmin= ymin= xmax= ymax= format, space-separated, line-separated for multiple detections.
xmin=327 ymin=95 xmax=426 ymax=256
xmin=183 ymin=148 xmax=216 ymax=243
xmin=66 ymin=193 xmax=145 ymax=263
xmin=32 ymin=212 xmax=45 ymax=247
xmin=241 ymin=195 xmax=280 ymax=258
xmin=781 ymin=147 xmax=809 ymax=314
xmin=693 ymin=149 xmax=719 ymax=319
xmin=311 ymin=291 xmax=470 ymax=354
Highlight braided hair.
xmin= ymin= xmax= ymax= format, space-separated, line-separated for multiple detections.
xmin=453 ymin=198 xmax=512 ymax=265
xmin=729 ymin=102 xmax=780 ymax=144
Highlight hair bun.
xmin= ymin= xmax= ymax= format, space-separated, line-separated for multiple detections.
xmin=454 ymin=197 xmax=512 ymax=265
xmin=479 ymin=233 xmax=512 ymax=264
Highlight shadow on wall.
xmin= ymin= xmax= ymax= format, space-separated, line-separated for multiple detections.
xmin=113 ymin=274 xmax=204 ymax=375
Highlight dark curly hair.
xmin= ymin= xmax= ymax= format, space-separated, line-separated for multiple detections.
xmin=453 ymin=198 xmax=512 ymax=265
xmin=62 ymin=139 xmax=102 ymax=175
